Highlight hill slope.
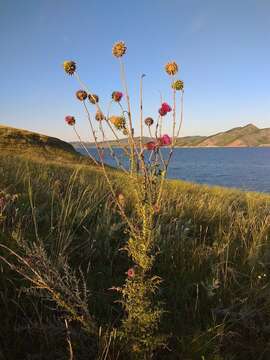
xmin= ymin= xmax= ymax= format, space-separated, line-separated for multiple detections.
xmin=0 ymin=124 xmax=92 ymax=163
xmin=71 ymin=124 xmax=270 ymax=148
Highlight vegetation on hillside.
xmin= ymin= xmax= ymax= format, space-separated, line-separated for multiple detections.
xmin=71 ymin=124 xmax=270 ymax=148
xmin=1 ymin=147 xmax=270 ymax=359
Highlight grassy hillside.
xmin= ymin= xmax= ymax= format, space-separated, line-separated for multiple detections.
xmin=1 ymin=126 xmax=270 ymax=359
xmin=71 ymin=123 xmax=270 ymax=148
xmin=0 ymin=124 xmax=93 ymax=164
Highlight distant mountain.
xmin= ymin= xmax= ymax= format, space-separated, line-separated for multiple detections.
xmin=71 ymin=124 xmax=270 ymax=148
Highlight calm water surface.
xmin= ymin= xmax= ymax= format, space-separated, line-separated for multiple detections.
xmin=78 ymin=148 xmax=270 ymax=193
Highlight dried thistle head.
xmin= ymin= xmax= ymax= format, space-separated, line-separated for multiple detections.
xmin=172 ymin=80 xmax=184 ymax=91
xmin=95 ymin=111 xmax=105 ymax=121
xmin=144 ymin=117 xmax=154 ymax=127
xmin=65 ymin=115 xmax=76 ymax=126
xmin=109 ymin=116 xmax=126 ymax=130
xmin=63 ymin=61 xmax=76 ymax=75
xmin=76 ymin=90 xmax=88 ymax=101
xmin=112 ymin=41 xmax=127 ymax=58
xmin=88 ymin=94 xmax=99 ymax=104
xmin=165 ymin=61 xmax=178 ymax=76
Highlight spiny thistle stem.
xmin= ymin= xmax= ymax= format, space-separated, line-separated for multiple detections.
xmin=119 ymin=58 xmax=136 ymax=173
xmin=139 ymin=74 xmax=145 ymax=153
xmin=176 ymin=90 xmax=184 ymax=138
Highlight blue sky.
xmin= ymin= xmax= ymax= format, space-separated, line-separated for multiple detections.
xmin=0 ymin=0 xmax=269 ymax=141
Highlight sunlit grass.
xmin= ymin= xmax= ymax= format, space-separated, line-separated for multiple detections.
xmin=1 ymin=150 xmax=270 ymax=359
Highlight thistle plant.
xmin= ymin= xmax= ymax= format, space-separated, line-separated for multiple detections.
xmin=63 ymin=41 xmax=184 ymax=358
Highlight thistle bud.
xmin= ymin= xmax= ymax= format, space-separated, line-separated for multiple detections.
xmin=112 ymin=41 xmax=127 ymax=58
xmin=88 ymin=94 xmax=99 ymax=104
xmin=172 ymin=80 xmax=184 ymax=91
xmin=165 ymin=61 xmax=178 ymax=76
xmin=65 ymin=116 xmax=76 ymax=126
xmin=63 ymin=61 xmax=76 ymax=75
xmin=76 ymin=90 xmax=87 ymax=101
xmin=144 ymin=117 xmax=154 ymax=126
xmin=95 ymin=111 xmax=105 ymax=121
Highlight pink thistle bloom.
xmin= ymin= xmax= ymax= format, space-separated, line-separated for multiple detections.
xmin=161 ymin=102 xmax=172 ymax=113
xmin=127 ymin=268 xmax=135 ymax=278
xmin=144 ymin=141 xmax=157 ymax=151
xmin=159 ymin=134 xmax=172 ymax=146
xmin=65 ymin=116 xmax=76 ymax=126
xmin=112 ymin=91 xmax=123 ymax=102
xmin=158 ymin=107 xmax=167 ymax=116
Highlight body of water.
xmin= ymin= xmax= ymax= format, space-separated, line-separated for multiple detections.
xmin=78 ymin=147 xmax=270 ymax=193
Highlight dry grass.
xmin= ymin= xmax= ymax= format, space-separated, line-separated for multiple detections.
xmin=1 ymin=151 xmax=270 ymax=359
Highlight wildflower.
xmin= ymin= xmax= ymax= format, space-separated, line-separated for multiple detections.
xmin=63 ymin=60 xmax=76 ymax=75
xmin=95 ymin=111 xmax=105 ymax=121
xmin=112 ymin=91 xmax=123 ymax=102
xmin=88 ymin=94 xmax=99 ymax=104
xmin=109 ymin=116 xmax=126 ymax=130
xmin=165 ymin=61 xmax=178 ymax=76
xmin=158 ymin=108 xmax=167 ymax=117
xmin=65 ymin=115 xmax=76 ymax=126
xmin=76 ymin=90 xmax=87 ymax=101
xmin=172 ymin=80 xmax=184 ymax=91
xmin=144 ymin=141 xmax=157 ymax=151
xmin=127 ymin=268 xmax=135 ymax=278
xmin=144 ymin=117 xmax=154 ymax=126
xmin=159 ymin=134 xmax=172 ymax=146
xmin=112 ymin=41 xmax=127 ymax=57
xmin=161 ymin=102 xmax=172 ymax=113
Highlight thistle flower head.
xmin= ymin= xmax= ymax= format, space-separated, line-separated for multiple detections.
xmin=159 ymin=108 xmax=167 ymax=117
xmin=95 ymin=111 xmax=105 ymax=121
xmin=144 ymin=141 xmax=157 ymax=151
xmin=63 ymin=61 xmax=76 ymax=75
xmin=76 ymin=90 xmax=87 ymax=101
xmin=165 ymin=61 xmax=178 ymax=76
xmin=109 ymin=116 xmax=126 ymax=130
xmin=65 ymin=115 xmax=76 ymax=126
xmin=172 ymin=80 xmax=184 ymax=91
xmin=112 ymin=41 xmax=127 ymax=58
xmin=127 ymin=268 xmax=135 ymax=278
xmin=88 ymin=94 xmax=99 ymax=104
xmin=112 ymin=91 xmax=123 ymax=102
xmin=144 ymin=117 xmax=154 ymax=127
xmin=122 ymin=128 xmax=129 ymax=136
xmin=158 ymin=102 xmax=172 ymax=116
xmin=161 ymin=102 xmax=172 ymax=113
xmin=159 ymin=134 xmax=172 ymax=146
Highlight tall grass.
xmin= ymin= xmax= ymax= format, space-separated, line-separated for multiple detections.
xmin=1 ymin=153 xmax=270 ymax=359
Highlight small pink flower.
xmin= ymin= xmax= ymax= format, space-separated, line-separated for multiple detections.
xmin=65 ymin=115 xmax=76 ymax=126
xmin=158 ymin=108 xmax=167 ymax=116
xmin=112 ymin=91 xmax=123 ymax=102
xmin=159 ymin=134 xmax=172 ymax=146
xmin=144 ymin=141 xmax=157 ymax=150
xmin=161 ymin=102 xmax=172 ymax=113
xmin=127 ymin=268 xmax=135 ymax=278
